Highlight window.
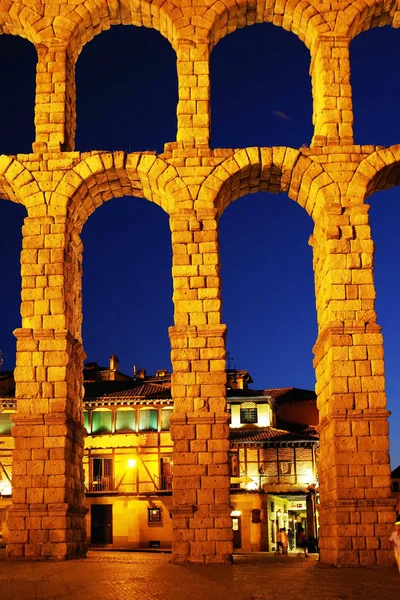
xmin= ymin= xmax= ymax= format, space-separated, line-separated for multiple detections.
xmin=139 ymin=409 xmax=158 ymax=431
xmin=148 ymin=507 xmax=162 ymax=523
xmin=160 ymin=408 xmax=172 ymax=431
xmin=116 ymin=410 xmax=136 ymax=432
xmin=92 ymin=411 xmax=112 ymax=434
xmin=90 ymin=457 xmax=114 ymax=492
xmin=240 ymin=402 xmax=258 ymax=424
xmin=229 ymin=453 xmax=240 ymax=477
xmin=0 ymin=413 xmax=13 ymax=435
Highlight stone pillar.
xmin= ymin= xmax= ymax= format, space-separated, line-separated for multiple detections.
xmin=168 ymin=211 xmax=232 ymax=564
xmin=176 ymin=41 xmax=210 ymax=147
xmin=33 ymin=41 xmax=76 ymax=153
xmin=311 ymin=35 xmax=353 ymax=146
xmin=311 ymin=201 xmax=395 ymax=566
xmin=7 ymin=214 xmax=87 ymax=559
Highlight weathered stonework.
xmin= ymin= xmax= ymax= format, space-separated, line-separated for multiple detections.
xmin=0 ymin=0 xmax=398 ymax=565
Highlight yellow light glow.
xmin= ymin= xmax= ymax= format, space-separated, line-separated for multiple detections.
xmin=246 ymin=480 xmax=258 ymax=491
xmin=230 ymin=510 xmax=241 ymax=517
xmin=128 ymin=459 xmax=136 ymax=468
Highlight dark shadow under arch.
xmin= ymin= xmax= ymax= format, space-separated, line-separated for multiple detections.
xmin=75 ymin=25 xmax=178 ymax=153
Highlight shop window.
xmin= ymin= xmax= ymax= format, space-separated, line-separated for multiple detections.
xmin=116 ymin=409 xmax=136 ymax=432
xmin=280 ymin=462 xmax=292 ymax=475
xmin=91 ymin=411 xmax=112 ymax=434
xmin=0 ymin=413 xmax=13 ymax=435
xmin=139 ymin=409 xmax=158 ymax=431
xmin=160 ymin=408 xmax=172 ymax=431
xmin=229 ymin=452 xmax=240 ymax=477
xmin=240 ymin=402 xmax=258 ymax=424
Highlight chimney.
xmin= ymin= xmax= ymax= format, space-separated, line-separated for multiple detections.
xmin=109 ymin=355 xmax=119 ymax=379
xmin=136 ymin=368 xmax=146 ymax=380
xmin=133 ymin=364 xmax=137 ymax=378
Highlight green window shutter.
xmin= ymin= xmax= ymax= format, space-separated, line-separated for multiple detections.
xmin=116 ymin=410 xmax=136 ymax=432
xmin=92 ymin=411 xmax=112 ymax=434
xmin=161 ymin=409 xmax=172 ymax=431
xmin=139 ymin=409 xmax=158 ymax=431
xmin=0 ymin=413 xmax=13 ymax=435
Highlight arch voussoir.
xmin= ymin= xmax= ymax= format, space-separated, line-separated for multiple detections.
xmin=351 ymin=145 xmax=400 ymax=201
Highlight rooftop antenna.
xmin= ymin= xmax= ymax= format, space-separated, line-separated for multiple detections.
xmin=226 ymin=351 xmax=234 ymax=370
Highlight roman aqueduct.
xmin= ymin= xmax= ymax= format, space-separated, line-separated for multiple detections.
xmin=0 ymin=0 xmax=398 ymax=566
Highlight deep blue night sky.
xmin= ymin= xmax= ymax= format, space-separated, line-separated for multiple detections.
xmin=0 ymin=24 xmax=399 ymax=468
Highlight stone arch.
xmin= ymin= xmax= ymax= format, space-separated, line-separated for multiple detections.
xmin=200 ymin=147 xmax=335 ymax=220
xmin=0 ymin=3 xmax=44 ymax=42
xmin=0 ymin=156 xmax=42 ymax=206
xmin=348 ymin=145 xmax=400 ymax=201
xmin=54 ymin=152 xmax=184 ymax=234
xmin=206 ymin=0 xmax=332 ymax=50
xmin=50 ymin=0 xmax=181 ymax=59
xmin=336 ymin=0 xmax=399 ymax=38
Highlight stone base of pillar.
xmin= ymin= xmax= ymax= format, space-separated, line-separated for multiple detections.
xmin=318 ymin=498 xmax=396 ymax=567
xmin=170 ymin=504 xmax=233 ymax=564
xmin=6 ymin=505 xmax=87 ymax=560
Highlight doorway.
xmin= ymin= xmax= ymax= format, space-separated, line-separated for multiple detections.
xmin=232 ymin=515 xmax=242 ymax=549
xmin=91 ymin=504 xmax=113 ymax=544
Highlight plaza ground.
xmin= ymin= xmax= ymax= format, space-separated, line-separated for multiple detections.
xmin=0 ymin=551 xmax=398 ymax=600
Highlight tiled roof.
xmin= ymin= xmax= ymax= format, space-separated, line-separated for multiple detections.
xmin=229 ymin=426 xmax=318 ymax=443
xmin=276 ymin=420 xmax=318 ymax=437
xmin=227 ymin=387 xmax=316 ymax=402
xmin=84 ymin=381 xmax=171 ymax=403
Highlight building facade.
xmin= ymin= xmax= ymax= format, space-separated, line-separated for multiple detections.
xmin=0 ymin=357 xmax=318 ymax=552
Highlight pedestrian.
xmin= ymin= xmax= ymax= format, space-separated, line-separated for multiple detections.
xmin=298 ymin=527 xmax=308 ymax=557
xmin=276 ymin=528 xmax=283 ymax=554
xmin=281 ymin=528 xmax=288 ymax=555
xmin=288 ymin=527 xmax=294 ymax=551
xmin=390 ymin=520 xmax=400 ymax=575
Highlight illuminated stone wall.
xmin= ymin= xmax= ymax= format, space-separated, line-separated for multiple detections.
xmin=1 ymin=0 xmax=397 ymax=565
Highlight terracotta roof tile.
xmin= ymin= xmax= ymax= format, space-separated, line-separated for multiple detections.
xmin=229 ymin=426 xmax=318 ymax=443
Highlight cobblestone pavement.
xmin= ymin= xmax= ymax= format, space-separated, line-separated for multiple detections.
xmin=0 ymin=550 xmax=398 ymax=600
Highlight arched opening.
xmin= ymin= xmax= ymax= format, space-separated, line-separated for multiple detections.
xmin=210 ymin=24 xmax=312 ymax=149
xmin=75 ymin=26 xmax=178 ymax=153
xmin=220 ymin=191 xmax=319 ymax=553
xmin=351 ymin=27 xmax=400 ymax=146
xmin=80 ymin=194 xmax=174 ymax=548
xmin=365 ymin=186 xmax=400 ymax=473
xmin=0 ymin=199 xmax=25 ymax=537
xmin=0 ymin=35 xmax=36 ymax=154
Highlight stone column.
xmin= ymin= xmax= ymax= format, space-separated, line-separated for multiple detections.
xmin=168 ymin=211 xmax=232 ymax=564
xmin=7 ymin=214 xmax=87 ymax=559
xmin=33 ymin=41 xmax=76 ymax=153
xmin=311 ymin=201 xmax=395 ymax=566
xmin=176 ymin=41 xmax=210 ymax=147
xmin=311 ymin=35 xmax=353 ymax=146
